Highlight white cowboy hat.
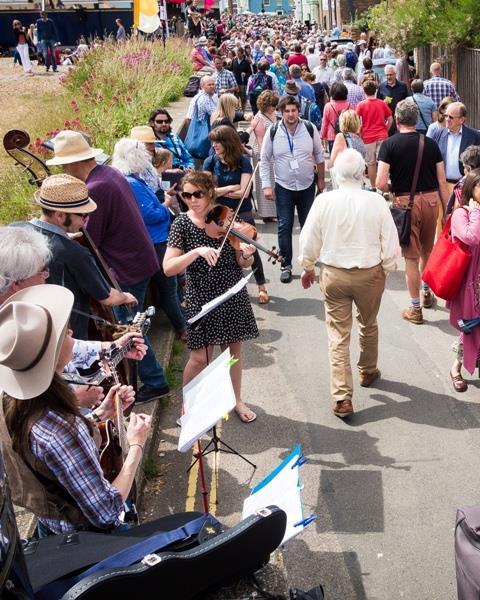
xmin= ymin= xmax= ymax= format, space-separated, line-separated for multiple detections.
xmin=34 ymin=173 xmax=97 ymax=213
xmin=0 ymin=285 xmax=74 ymax=400
xmin=46 ymin=130 xmax=103 ymax=166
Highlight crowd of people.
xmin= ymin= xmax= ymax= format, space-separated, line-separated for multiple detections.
xmin=0 ymin=10 xmax=479 ymax=545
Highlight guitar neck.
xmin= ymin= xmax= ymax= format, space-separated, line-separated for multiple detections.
xmin=115 ymin=390 xmax=129 ymax=456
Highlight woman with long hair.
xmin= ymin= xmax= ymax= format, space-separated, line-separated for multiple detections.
xmin=12 ymin=19 xmax=32 ymax=75
xmin=320 ymin=81 xmax=352 ymax=153
xmin=211 ymin=93 xmax=246 ymax=130
xmin=204 ymin=125 xmax=270 ymax=304
xmin=426 ymin=96 xmax=455 ymax=137
xmin=270 ymin=52 xmax=288 ymax=95
xmin=247 ymin=90 xmax=278 ymax=223
xmin=163 ymin=171 xmax=258 ymax=423
xmin=326 ymin=110 xmax=367 ymax=178
xmin=448 ymin=169 xmax=480 ymax=392
xmin=1 ymin=285 xmax=150 ymax=536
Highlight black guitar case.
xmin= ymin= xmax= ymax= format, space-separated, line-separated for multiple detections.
xmin=25 ymin=506 xmax=286 ymax=599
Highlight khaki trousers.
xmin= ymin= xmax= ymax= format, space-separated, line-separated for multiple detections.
xmin=320 ymin=264 xmax=386 ymax=402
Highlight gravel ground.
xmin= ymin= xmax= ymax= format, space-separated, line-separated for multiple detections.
xmin=0 ymin=57 xmax=66 ymax=137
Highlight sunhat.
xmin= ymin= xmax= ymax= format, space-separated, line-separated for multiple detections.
xmin=46 ymin=130 xmax=103 ymax=166
xmin=284 ymin=80 xmax=301 ymax=95
xmin=34 ymin=174 xmax=97 ymax=213
xmin=0 ymin=285 xmax=74 ymax=400
xmin=130 ymin=125 xmax=157 ymax=144
xmin=346 ymin=42 xmax=355 ymax=50
xmin=193 ymin=39 xmax=202 ymax=47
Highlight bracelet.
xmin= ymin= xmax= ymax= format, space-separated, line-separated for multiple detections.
xmin=130 ymin=443 xmax=144 ymax=453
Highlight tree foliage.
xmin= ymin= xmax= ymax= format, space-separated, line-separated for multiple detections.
xmin=363 ymin=0 xmax=480 ymax=51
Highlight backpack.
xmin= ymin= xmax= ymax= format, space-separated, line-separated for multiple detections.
xmin=184 ymin=76 xmax=201 ymax=97
xmin=269 ymin=119 xmax=314 ymax=142
xmin=331 ymin=103 xmax=352 ymax=135
xmin=248 ymin=72 xmax=272 ymax=98
xmin=300 ymin=98 xmax=322 ymax=130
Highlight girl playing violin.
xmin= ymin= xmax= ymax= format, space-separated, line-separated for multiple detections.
xmin=163 ymin=171 xmax=258 ymax=423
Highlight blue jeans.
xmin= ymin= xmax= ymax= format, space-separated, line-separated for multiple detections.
xmin=152 ymin=243 xmax=186 ymax=333
xmin=114 ymin=278 xmax=168 ymax=390
xmin=42 ymin=39 xmax=57 ymax=70
xmin=274 ymin=180 xmax=316 ymax=268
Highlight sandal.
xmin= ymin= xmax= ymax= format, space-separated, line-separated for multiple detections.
xmin=258 ymin=288 xmax=270 ymax=304
xmin=235 ymin=403 xmax=257 ymax=423
xmin=450 ymin=370 xmax=468 ymax=392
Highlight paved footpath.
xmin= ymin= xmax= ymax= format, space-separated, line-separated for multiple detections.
xmin=151 ymin=213 xmax=480 ymax=599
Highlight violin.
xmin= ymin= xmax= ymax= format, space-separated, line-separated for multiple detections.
xmin=205 ymin=204 xmax=283 ymax=265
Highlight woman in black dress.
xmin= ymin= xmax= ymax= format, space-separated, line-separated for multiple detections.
xmin=163 ymin=171 xmax=258 ymax=423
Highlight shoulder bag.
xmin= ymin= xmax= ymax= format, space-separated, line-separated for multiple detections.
xmin=422 ymin=208 xmax=472 ymax=300
xmin=390 ymin=134 xmax=424 ymax=246
xmin=184 ymin=100 xmax=211 ymax=160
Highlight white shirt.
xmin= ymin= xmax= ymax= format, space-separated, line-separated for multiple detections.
xmin=313 ymin=65 xmax=334 ymax=85
xmin=445 ymin=126 xmax=463 ymax=181
xmin=298 ymin=182 xmax=400 ymax=272
xmin=307 ymin=54 xmax=320 ymax=71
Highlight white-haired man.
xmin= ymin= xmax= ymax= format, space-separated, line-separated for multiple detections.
xmin=299 ymin=149 xmax=400 ymax=418
xmin=186 ymin=75 xmax=218 ymax=123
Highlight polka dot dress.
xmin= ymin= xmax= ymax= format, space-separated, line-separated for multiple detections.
xmin=167 ymin=213 xmax=259 ymax=350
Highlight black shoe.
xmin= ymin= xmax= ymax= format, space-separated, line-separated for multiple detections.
xmin=53 ymin=68 xmax=58 ymax=72
xmin=136 ymin=385 xmax=170 ymax=404
xmin=280 ymin=266 xmax=292 ymax=283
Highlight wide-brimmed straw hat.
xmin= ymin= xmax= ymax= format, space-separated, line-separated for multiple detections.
xmin=34 ymin=174 xmax=97 ymax=213
xmin=0 ymin=285 xmax=74 ymax=400
xmin=130 ymin=126 xmax=157 ymax=144
xmin=284 ymin=81 xmax=301 ymax=95
xmin=46 ymin=130 xmax=103 ymax=166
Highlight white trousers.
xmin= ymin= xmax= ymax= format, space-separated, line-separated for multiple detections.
xmin=17 ymin=43 xmax=32 ymax=73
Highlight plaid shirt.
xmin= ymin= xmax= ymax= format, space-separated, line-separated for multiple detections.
xmin=423 ymin=76 xmax=460 ymax=108
xmin=212 ymin=68 xmax=238 ymax=95
xmin=344 ymin=80 xmax=366 ymax=108
xmin=31 ymin=411 xmax=123 ymax=534
xmin=187 ymin=91 xmax=218 ymax=121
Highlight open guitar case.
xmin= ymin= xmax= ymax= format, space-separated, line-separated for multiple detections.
xmin=24 ymin=506 xmax=287 ymax=599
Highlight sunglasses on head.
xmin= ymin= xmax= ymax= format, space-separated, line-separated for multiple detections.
xmin=181 ymin=190 xmax=205 ymax=200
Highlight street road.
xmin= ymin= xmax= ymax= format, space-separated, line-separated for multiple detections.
xmin=149 ymin=216 xmax=480 ymax=600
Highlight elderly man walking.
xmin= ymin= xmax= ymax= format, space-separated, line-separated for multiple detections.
xmin=423 ymin=62 xmax=460 ymax=108
xmin=299 ymin=149 xmax=400 ymax=417
xmin=376 ymin=99 xmax=450 ymax=324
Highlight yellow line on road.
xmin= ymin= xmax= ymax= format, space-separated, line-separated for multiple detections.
xmin=185 ymin=446 xmax=199 ymax=512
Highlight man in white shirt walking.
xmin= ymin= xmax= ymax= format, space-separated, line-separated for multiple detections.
xmin=299 ymin=149 xmax=400 ymax=418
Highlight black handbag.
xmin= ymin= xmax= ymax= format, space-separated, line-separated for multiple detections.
xmin=390 ymin=134 xmax=425 ymax=247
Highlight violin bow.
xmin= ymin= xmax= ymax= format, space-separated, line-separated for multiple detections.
xmin=215 ymin=161 xmax=260 ymax=258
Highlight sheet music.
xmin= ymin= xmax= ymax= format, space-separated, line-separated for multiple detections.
xmin=178 ymin=349 xmax=236 ymax=453
xmin=242 ymin=446 xmax=310 ymax=544
xmin=187 ymin=272 xmax=255 ymax=325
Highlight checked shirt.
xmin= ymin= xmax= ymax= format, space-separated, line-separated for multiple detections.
xmin=423 ymin=76 xmax=459 ymax=108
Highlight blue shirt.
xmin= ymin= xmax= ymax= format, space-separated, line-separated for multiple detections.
xmin=154 ymin=132 xmax=194 ymax=169
xmin=203 ymin=154 xmax=253 ymax=212
xmin=293 ymin=77 xmax=316 ymax=102
xmin=445 ymin=126 xmax=463 ymax=181
xmin=412 ymin=93 xmax=436 ymax=131
xmin=35 ymin=17 xmax=58 ymax=41
xmin=126 ymin=175 xmax=171 ymax=244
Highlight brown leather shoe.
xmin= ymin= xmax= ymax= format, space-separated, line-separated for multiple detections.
xmin=359 ymin=369 xmax=381 ymax=387
xmin=332 ymin=399 xmax=353 ymax=418
xmin=450 ymin=370 xmax=468 ymax=392
xmin=401 ymin=306 xmax=424 ymax=324
xmin=422 ymin=290 xmax=435 ymax=308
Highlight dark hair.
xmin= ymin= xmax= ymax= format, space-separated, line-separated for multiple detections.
xmin=411 ymin=79 xmax=424 ymax=94
xmin=460 ymin=168 xmax=480 ymax=206
xmin=257 ymin=60 xmax=269 ymax=72
xmin=294 ymin=44 xmax=302 ymax=53
xmin=460 ymin=146 xmax=480 ymax=171
xmin=362 ymin=80 xmax=377 ymax=96
xmin=362 ymin=57 xmax=372 ymax=70
xmin=208 ymin=125 xmax=244 ymax=170
xmin=278 ymin=95 xmax=300 ymax=112
xmin=4 ymin=374 xmax=94 ymax=460
xmin=149 ymin=108 xmax=172 ymax=125
xmin=330 ymin=81 xmax=348 ymax=101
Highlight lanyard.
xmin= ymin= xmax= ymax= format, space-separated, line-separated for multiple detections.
xmin=284 ymin=124 xmax=296 ymax=155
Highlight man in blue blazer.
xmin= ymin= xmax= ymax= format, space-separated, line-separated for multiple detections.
xmin=427 ymin=102 xmax=480 ymax=185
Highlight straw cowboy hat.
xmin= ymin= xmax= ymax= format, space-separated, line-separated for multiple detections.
xmin=46 ymin=130 xmax=103 ymax=166
xmin=33 ymin=174 xmax=97 ymax=213
xmin=0 ymin=285 xmax=74 ymax=400
xmin=130 ymin=126 xmax=157 ymax=144
xmin=284 ymin=80 xmax=301 ymax=96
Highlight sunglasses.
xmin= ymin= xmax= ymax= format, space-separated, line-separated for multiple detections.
xmin=181 ymin=190 xmax=206 ymax=200
xmin=73 ymin=213 xmax=89 ymax=219
xmin=155 ymin=119 xmax=170 ymax=124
